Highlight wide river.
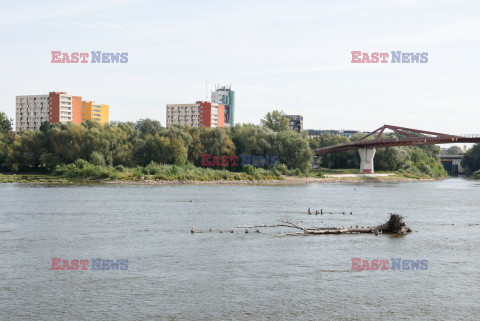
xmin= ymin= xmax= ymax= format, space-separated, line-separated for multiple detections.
xmin=1 ymin=178 xmax=479 ymax=320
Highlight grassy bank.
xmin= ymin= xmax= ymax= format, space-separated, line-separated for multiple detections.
xmin=0 ymin=173 xmax=69 ymax=184
xmin=0 ymin=161 xmax=447 ymax=185
xmin=312 ymin=167 xmax=446 ymax=180
xmin=52 ymin=160 xmax=285 ymax=181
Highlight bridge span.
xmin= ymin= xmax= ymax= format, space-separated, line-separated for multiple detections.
xmin=314 ymin=125 xmax=480 ymax=173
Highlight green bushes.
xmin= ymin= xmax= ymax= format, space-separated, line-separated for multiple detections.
xmin=242 ymin=164 xmax=255 ymax=175
xmin=52 ymin=160 xmax=283 ymax=181
xmin=473 ymin=170 xmax=480 ymax=180
xmin=461 ymin=144 xmax=480 ymax=173
xmin=53 ymin=160 xmax=115 ymax=179
xmin=145 ymin=161 xmax=163 ymax=175
xmin=269 ymin=167 xmax=281 ymax=177
xmin=276 ymin=163 xmax=288 ymax=175
xmin=90 ymin=151 xmax=106 ymax=166
xmin=405 ymin=147 xmax=447 ymax=178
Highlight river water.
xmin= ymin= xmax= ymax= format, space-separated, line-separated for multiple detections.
xmin=0 ymin=178 xmax=479 ymax=320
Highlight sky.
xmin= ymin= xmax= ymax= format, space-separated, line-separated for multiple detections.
xmin=0 ymin=0 xmax=479 ymax=134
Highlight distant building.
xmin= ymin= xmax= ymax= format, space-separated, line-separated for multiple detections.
xmin=48 ymin=92 xmax=82 ymax=125
xmin=166 ymin=101 xmax=224 ymax=128
xmin=307 ymin=129 xmax=340 ymax=137
xmin=211 ymin=85 xmax=235 ymax=127
xmin=342 ymin=130 xmax=360 ymax=139
xmin=16 ymin=92 xmax=82 ymax=132
xmin=166 ymin=103 xmax=200 ymax=127
xmin=440 ymin=154 xmax=465 ymax=173
xmin=306 ymin=129 xmax=360 ymax=139
xmin=198 ymin=101 xmax=224 ymax=128
xmin=15 ymin=95 xmax=49 ymax=131
xmin=82 ymin=101 xmax=109 ymax=125
xmin=286 ymin=115 xmax=303 ymax=132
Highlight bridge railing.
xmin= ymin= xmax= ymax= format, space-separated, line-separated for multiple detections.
xmin=315 ymin=134 xmax=480 ymax=154
xmin=457 ymin=134 xmax=480 ymax=138
xmin=355 ymin=135 xmax=456 ymax=146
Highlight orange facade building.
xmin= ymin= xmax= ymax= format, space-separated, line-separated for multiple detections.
xmin=198 ymin=101 xmax=224 ymax=128
xmin=48 ymin=92 xmax=82 ymax=124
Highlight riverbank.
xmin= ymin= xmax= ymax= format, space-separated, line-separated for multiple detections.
xmin=0 ymin=172 xmax=437 ymax=185
xmin=104 ymin=174 xmax=436 ymax=185
xmin=0 ymin=173 xmax=71 ymax=184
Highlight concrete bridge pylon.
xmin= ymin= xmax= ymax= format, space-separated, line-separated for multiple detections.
xmin=358 ymin=148 xmax=376 ymax=174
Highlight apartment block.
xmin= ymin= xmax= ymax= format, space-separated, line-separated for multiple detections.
xmin=48 ymin=92 xmax=82 ymax=125
xmin=82 ymin=101 xmax=109 ymax=124
xmin=15 ymin=95 xmax=50 ymax=131
xmin=166 ymin=103 xmax=200 ymax=127
xmin=198 ymin=101 xmax=224 ymax=128
xmin=211 ymin=85 xmax=235 ymax=126
xmin=166 ymin=101 xmax=224 ymax=128
xmin=286 ymin=115 xmax=303 ymax=132
xmin=15 ymin=92 xmax=82 ymax=131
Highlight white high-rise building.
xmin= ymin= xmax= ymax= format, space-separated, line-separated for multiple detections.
xmin=15 ymin=95 xmax=50 ymax=132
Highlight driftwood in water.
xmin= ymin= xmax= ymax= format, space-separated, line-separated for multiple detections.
xmin=192 ymin=214 xmax=411 ymax=236
xmin=278 ymin=214 xmax=411 ymax=236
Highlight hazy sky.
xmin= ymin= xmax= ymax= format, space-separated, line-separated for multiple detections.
xmin=1 ymin=0 xmax=479 ymax=134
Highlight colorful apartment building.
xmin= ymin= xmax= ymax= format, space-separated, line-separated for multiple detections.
xmin=49 ymin=92 xmax=82 ymax=125
xmin=211 ymin=85 xmax=235 ymax=127
xmin=198 ymin=101 xmax=224 ymax=128
xmin=15 ymin=92 xmax=82 ymax=131
xmin=166 ymin=101 xmax=224 ymax=128
xmin=82 ymin=101 xmax=109 ymax=124
xmin=15 ymin=92 xmax=110 ymax=131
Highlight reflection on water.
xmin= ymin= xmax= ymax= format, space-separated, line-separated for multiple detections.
xmin=1 ymin=178 xmax=479 ymax=320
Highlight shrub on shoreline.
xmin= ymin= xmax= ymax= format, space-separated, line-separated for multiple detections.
xmin=473 ymin=170 xmax=480 ymax=180
xmin=53 ymin=160 xmax=284 ymax=181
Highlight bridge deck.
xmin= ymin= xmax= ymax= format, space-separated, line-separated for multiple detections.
xmin=315 ymin=134 xmax=480 ymax=156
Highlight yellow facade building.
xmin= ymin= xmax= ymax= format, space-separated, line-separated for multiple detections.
xmin=82 ymin=101 xmax=109 ymax=124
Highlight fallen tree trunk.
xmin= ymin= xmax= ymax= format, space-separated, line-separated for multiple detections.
xmin=278 ymin=214 xmax=411 ymax=236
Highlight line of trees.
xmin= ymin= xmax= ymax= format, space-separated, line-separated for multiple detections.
xmin=0 ymin=112 xmax=313 ymax=173
xmin=0 ymin=110 xmax=459 ymax=178
xmin=461 ymin=144 xmax=480 ymax=174
xmin=0 ymin=112 xmax=13 ymax=171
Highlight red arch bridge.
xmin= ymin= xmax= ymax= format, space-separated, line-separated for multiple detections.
xmin=314 ymin=125 xmax=480 ymax=173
